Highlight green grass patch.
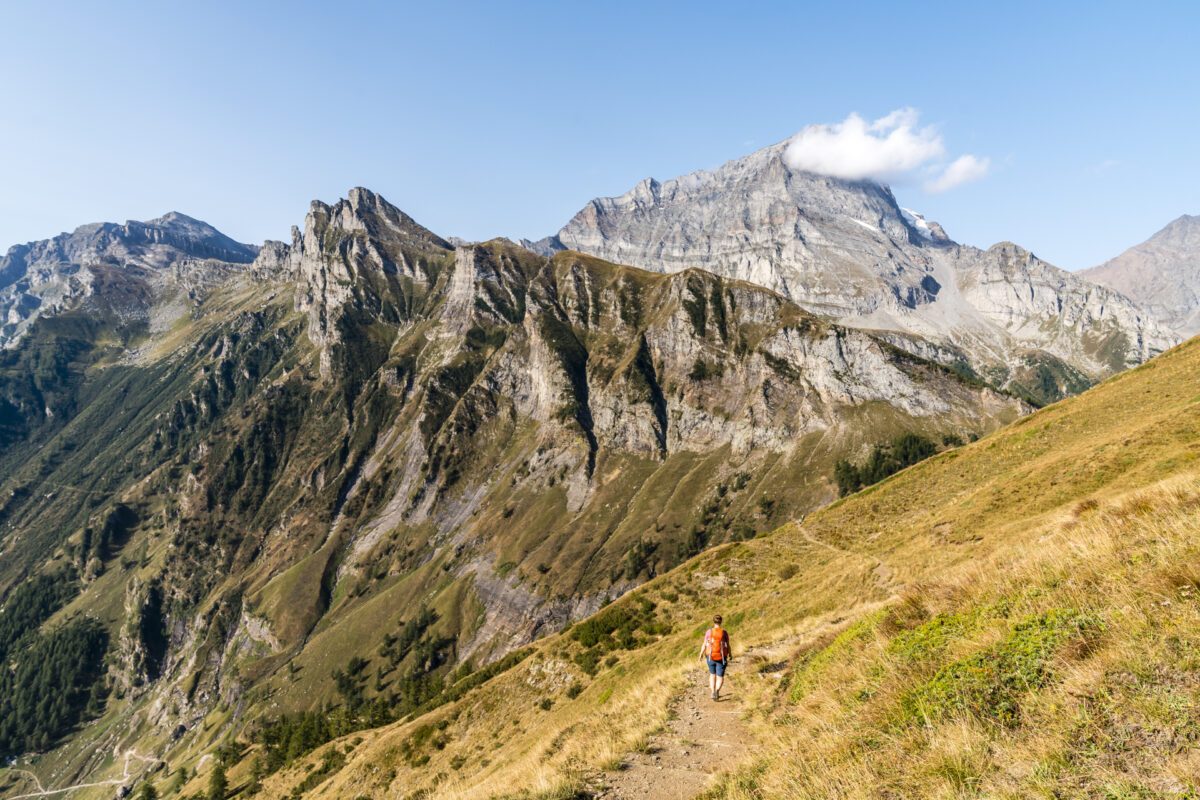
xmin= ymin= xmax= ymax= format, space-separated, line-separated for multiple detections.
xmin=788 ymin=610 xmax=886 ymax=703
xmin=900 ymin=608 xmax=1103 ymax=727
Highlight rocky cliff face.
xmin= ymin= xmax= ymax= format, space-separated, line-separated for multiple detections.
xmin=0 ymin=212 xmax=258 ymax=347
xmin=1080 ymin=214 xmax=1200 ymax=339
xmin=554 ymin=142 xmax=929 ymax=314
xmin=548 ymin=141 xmax=1177 ymax=400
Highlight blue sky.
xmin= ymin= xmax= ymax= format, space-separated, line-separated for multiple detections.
xmin=1 ymin=0 xmax=1196 ymax=270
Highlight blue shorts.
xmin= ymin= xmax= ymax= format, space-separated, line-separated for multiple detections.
xmin=706 ymin=657 xmax=726 ymax=676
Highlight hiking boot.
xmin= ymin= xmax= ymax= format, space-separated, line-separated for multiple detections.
xmin=711 ymin=690 xmax=718 ymax=701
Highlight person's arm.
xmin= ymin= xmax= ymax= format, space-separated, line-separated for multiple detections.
xmin=699 ymin=629 xmax=709 ymax=659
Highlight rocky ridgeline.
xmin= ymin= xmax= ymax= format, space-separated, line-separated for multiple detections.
xmin=538 ymin=140 xmax=1177 ymax=396
xmin=1082 ymin=214 xmax=1200 ymax=339
xmin=0 ymin=212 xmax=258 ymax=346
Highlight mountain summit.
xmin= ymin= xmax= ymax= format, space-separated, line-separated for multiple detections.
xmin=1080 ymin=213 xmax=1200 ymax=338
xmin=0 ymin=212 xmax=258 ymax=346
xmin=535 ymin=140 xmax=1177 ymax=403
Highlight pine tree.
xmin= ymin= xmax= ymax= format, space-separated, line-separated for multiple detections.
xmin=247 ymin=754 xmax=264 ymax=794
xmin=207 ymin=763 xmax=227 ymax=800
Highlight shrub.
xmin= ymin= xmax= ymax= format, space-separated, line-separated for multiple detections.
xmin=574 ymin=648 xmax=600 ymax=676
xmin=901 ymin=608 xmax=1103 ymax=727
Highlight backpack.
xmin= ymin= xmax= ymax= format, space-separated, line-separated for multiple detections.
xmin=707 ymin=626 xmax=727 ymax=660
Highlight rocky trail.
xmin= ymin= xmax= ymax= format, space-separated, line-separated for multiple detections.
xmin=584 ymin=666 xmax=754 ymax=800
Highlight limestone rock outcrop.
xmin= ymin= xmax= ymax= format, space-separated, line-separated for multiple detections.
xmin=546 ymin=140 xmax=1177 ymax=396
xmin=0 ymin=212 xmax=257 ymax=346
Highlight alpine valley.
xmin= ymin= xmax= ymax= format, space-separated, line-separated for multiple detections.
xmin=0 ymin=142 xmax=1196 ymax=800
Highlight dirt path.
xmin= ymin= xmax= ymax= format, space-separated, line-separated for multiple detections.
xmin=585 ymin=666 xmax=752 ymax=800
xmin=794 ymin=517 xmax=895 ymax=587
xmin=4 ymin=750 xmax=156 ymax=800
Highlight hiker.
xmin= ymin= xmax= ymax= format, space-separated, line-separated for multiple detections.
xmin=700 ymin=614 xmax=731 ymax=700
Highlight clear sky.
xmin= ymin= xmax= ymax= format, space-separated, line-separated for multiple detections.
xmin=1 ymin=0 xmax=1196 ymax=270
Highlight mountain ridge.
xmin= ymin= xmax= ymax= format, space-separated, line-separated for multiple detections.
xmin=1080 ymin=213 xmax=1200 ymax=338
xmin=537 ymin=140 xmax=1177 ymax=403
xmin=0 ymin=210 xmax=259 ymax=348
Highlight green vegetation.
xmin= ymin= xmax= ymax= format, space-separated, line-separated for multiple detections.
xmin=833 ymin=432 xmax=938 ymax=496
xmin=0 ymin=617 xmax=108 ymax=756
xmin=254 ymin=606 xmax=452 ymax=773
xmin=0 ymin=568 xmax=79 ymax=661
xmin=207 ymin=761 xmax=227 ymax=800
xmin=787 ymin=611 xmax=885 ymax=703
xmin=901 ymin=608 xmax=1103 ymax=727
xmin=687 ymin=358 xmax=723 ymax=381
xmin=1009 ymin=354 xmax=1094 ymax=406
xmin=571 ymin=595 xmax=669 ymax=651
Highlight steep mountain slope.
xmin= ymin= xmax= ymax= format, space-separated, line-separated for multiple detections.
xmin=0 ymin=212 xmax=258 ymax=348
xmin=0 ymin=189 xmax=1026 ymax=792
xmin=1081 ymin=213 xmax=1200 ymax=338
xmin=227 ymin=333 xmax=1200 ymax=800
xmin=536 ymin=140 xmax=1176 ymax=404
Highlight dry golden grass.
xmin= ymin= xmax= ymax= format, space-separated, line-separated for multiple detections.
xmin=746 ymin=474 xmax=1200 ymax=799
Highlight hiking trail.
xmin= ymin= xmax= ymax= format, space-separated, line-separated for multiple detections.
xmin=583 ymin=665 xmax=754 ymax=800
xmin=793 ymin=516 xmax=896 ymax=588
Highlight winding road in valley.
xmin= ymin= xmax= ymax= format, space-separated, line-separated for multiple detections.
xmin=5 ymin=750 xmax=157 ymax=799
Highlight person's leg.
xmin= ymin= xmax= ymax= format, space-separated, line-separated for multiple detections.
xmin=715 ymin=672 xmax=724 ymax=696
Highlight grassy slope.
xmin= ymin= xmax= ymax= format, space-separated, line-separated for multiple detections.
xmin=221 ymin=335 xmax=1200 ymax=800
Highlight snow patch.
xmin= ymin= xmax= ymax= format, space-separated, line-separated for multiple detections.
xmin=900 ymin=207 xmax=933 ymax=240
xmin=850 ymin=218 xmax=878 ymax=234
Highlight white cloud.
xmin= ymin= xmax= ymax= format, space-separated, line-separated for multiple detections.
xmin=925 ymin=154 xmax=991 ymax=193
xmin=784 ymin=109 xmax=989 ymax=193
